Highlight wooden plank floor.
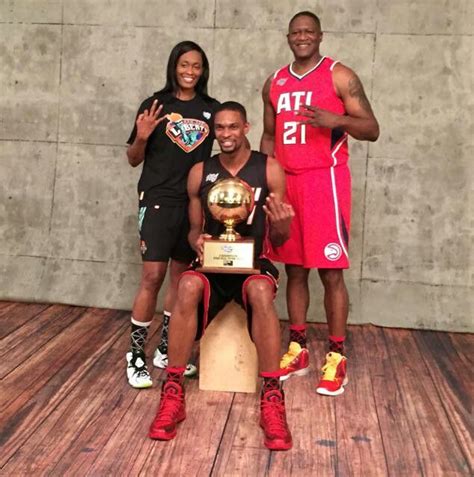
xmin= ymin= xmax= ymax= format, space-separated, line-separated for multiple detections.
xmin=0 ymin=302 xmax=472 ymax=477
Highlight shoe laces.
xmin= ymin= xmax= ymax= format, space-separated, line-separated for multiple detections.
xmin=261 ymin=390 xmax=288 ymax=436
xmin=131 ymin=354 xmax=150 ymax=379
xmin=320 ymin=352 xmax=343 ymax=382
xmin=157 ymin=382 xmax=184 ymax=422
xmin=280 ymin=341 xmax=302 ymax=367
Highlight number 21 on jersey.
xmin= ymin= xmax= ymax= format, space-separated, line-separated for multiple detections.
xmin=277 ymin=91 xmax=312 ymax=145
xmin=283 ymin=122 xmax=306 ymax=144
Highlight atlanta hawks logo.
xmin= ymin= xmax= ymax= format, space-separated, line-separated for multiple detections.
xmin=165 ymin=113 xmax=210 ymax=153
xmin=324 ymin=243 xmax=342 ymax=261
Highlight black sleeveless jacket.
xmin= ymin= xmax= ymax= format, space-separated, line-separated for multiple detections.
xmin=199 ymin=151 xmax=269 ymax=257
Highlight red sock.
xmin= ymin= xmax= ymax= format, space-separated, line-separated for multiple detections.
xmin=260 ymin=370 xmax=286 ymax=393
xmin=166 ymin=366 xmax=186 ymax=385
xmin=289 ymin=324 xmax=307 ymax=348
xmin=328 ymin=335 xmax=345 ymax=355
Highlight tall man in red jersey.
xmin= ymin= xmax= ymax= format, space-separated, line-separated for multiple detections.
xmin=260 ymin=11 xmax=379 ymax=396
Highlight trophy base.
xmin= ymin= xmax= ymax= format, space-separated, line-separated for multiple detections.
xmin=197 ymin=238 xmax=260 ymax=275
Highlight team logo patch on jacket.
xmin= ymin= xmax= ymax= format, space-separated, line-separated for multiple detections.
xmin=165 ymin=113 xmax=210 ymax=153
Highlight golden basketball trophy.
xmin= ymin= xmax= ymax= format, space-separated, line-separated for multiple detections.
xmin=197 ymin=178 xmax=260 ymax=274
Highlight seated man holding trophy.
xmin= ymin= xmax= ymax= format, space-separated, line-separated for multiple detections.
xmin=148 ymin=101 xmax=296 ymax=451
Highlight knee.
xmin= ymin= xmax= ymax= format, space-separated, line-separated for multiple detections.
xmin=141 ymin=268 xmax=166 ymax=292
xmin=176 ymin=275 xmax=203 ymax=304
xmin=245 ymin=279 xmax=274 ymax=308
xmin=319 ymin=269 xmax=345 ymax=289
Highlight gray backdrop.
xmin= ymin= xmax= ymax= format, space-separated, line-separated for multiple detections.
xmin=1 ymin=1 xmax=472 ymax=331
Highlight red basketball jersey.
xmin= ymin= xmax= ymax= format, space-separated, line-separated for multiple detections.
xmin=269 ymin=56 xmax=349 ymax=173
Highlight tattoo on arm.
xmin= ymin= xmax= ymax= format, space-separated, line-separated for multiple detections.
xmin=348 ymin=77 xmax=372 ymax=112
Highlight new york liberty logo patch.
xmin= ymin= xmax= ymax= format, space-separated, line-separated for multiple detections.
xmin=165 ymin=113 xmax=210 ymax=153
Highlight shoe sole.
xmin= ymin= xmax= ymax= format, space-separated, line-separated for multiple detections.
xmin=260 ymin=424 xmax=293 ymax=451
xmin=128 ymin=380 xmax=153 ymax=389
xmin=316 ymin=377 xmax=349 ymax=396
xmin=280 ymin=366 xmax=310 ymax=381
xmin=263 ymin=439 xmax=293 ymax=451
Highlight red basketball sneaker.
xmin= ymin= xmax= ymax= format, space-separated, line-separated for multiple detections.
xmin=260 ymin=389 xmax=293 ymax=451
xmin=279 ymin=342 xmax=310 ymax=381
xmin=149 ymin=381 xmax=186 ymax=440
xmin=316 ymin=352 xmax=348 ymax=396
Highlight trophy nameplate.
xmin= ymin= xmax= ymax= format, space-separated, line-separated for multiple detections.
xmin=199 ymin=238 xmax=260 ymax=274
xmin=196 ymin=178 xmax=260 ymax=274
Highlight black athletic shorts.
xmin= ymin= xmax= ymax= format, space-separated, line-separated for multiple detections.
xmin=181 ymin=258 xmax=279 ymax=340
xmin=138 ymin=203 xmax=195 ymax=263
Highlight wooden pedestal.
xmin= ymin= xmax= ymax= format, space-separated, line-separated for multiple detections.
xmin=199 ymin=301 xmax=258 ymax=393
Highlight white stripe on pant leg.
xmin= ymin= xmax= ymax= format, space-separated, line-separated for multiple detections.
xmin=330 ymin=136 xmax=349 ymax=259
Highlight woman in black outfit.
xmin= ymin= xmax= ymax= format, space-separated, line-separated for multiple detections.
xmin=125 ymin=41 xmax=219 ymax=388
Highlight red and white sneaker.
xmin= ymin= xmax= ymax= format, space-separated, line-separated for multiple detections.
xmin=316 ymin=352 xmax=348 ymax=396
xmin=279 ymin=342 xmax=310 ymax=381
xmin=260 ymin=389 xmax=293 ymax=451
xmin=149 ymin=381 xmax=186 ymax=440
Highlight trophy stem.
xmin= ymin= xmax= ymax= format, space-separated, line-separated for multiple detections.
xmin=219 ymin=222 xmax=241 ymax=241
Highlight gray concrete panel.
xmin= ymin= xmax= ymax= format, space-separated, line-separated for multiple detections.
xmin=361 ymin=279 xmax=473 ymax=332
xmin=0 ymin=24 xmax=61 ymax=141
xmin=378 ymin=0 xmax=473 ymax=35
xmin=347 ymin=152 xmax=367 ymax=281
xmin=63 ymin=0 xmax=215 ymax=28
xmin=59 ymin=25 xmax=146 ymax=145
xmin=1 ymin=3 xmax=472 ymax=331
xmin=0 ymin=0 xmax=62 ymax=23
xmin=363 ymin=155 xmax=472 ymax=286
xmin=0 ymin=141 xmax=56 ymax=257
xmin=0 ymin=255 xmax=46 ymax=303
xmin=216 ymin=0 xmax=377 ymax=32
xmin=36 ymin=258 xmax=142 ymax=309
xmin=212 ymin=28 xmax=288 ymax=147
xmin=59 ymin=25 xmax=214 ymax=145
xmin=371 ymin=34 xmax=473 ymax=161
xmin=49 ymin=143 xmax=140 ymax=263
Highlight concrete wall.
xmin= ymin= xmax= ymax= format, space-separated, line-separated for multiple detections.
xmin=1 ymin=1 xmax=472 ymax=331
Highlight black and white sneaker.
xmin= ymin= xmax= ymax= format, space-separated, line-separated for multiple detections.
xmin=153 ymin=347 xmax=168 ymax=369
xmin=184 ymin=363 xmax=198 ymax=377
xmin=126 ymin=352 xmax=152 ymax=388
xmin=153 ymin=348 xmax=197 ymax=377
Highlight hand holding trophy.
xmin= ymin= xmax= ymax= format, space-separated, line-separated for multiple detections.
xmin=197 ymin=178 xmax=260 ymax=273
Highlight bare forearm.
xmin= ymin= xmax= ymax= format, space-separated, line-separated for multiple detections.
xmin=260 ymin=133 xmax=275 ymax=156
xmin=188 ymin=227 xmax=202 ymax=252
xmin=127 ymin=137 xmax=147 ymax=167
xmin=337 ymin=115 xmax=379 ymax=142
